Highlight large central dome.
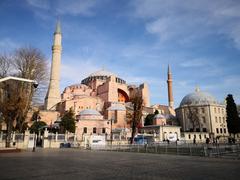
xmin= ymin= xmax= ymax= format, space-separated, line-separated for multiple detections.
xmin=180 ymin=88 xmax=217 ymax=106
xmin=81 ymin=69 xmax=126 ymax=85
xmin=89 ymin=70 xmax=116 ymax=77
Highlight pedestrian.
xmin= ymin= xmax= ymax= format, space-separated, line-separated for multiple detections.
xmin=193 ymin=137 xmax=196 ymax=144
xmin=206 ymin=138 xmax=210 ymax=144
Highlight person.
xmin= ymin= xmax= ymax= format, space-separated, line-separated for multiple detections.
xmin=176 ymin=138 xmax=179 ymax=146
xmin=167 ymin=139 xmax=170 ymax=144
xmin=193 ymin=137 xmax=196 ymax=144
xmin=206 ymin=137 xmax=210 ymax=144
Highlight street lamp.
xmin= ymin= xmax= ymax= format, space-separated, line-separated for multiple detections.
xmin=32 ymin=115 xmax=41 ymax=152
xmin=108 ymin=118 xmax=114 ymax=146
xmin=162 ymin=123 xmax=165 ymax=141
xmin=0 ymin=76 xmax=38 ymax=87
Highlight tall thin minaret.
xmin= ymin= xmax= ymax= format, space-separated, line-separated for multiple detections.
xmin=45 ymin=21 xmax=62 ymax=110
xmin=167 ymin=64 xmax=174 ymax=109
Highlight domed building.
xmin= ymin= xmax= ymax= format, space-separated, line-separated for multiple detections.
xmin=176 ymin=88 xmax=228 ymax=141
xmin=60 ymin=69 xmax=150 ymax=132
xmin=39 ymin=22 xmax=177 ymax=145
xmin=75 ymin=109 xmax=110 ymax=141
xmin=153 ymin=114 xmax=166 ymax=125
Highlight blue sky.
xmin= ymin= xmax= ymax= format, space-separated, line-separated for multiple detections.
xmin=0 ymin=0 xmax=240 ymax=107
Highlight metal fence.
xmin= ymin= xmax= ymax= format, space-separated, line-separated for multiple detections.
xmin=91 ymin=143 xmax=240 ymax=159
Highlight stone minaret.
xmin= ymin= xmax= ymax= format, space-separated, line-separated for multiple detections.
xmin=167 ymin=64 xmax=174 ymax=108
xmin=45 ymin=21 xmax=62 ymax=110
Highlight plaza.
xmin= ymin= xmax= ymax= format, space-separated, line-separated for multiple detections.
xmin=0 ymin=149 xmax=239 ymax=180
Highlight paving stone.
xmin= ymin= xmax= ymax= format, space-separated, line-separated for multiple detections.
xmin=0 ymin=149 xmax=239 ymax=180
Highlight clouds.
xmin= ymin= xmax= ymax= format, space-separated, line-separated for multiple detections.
xmin=1 ymin=1 xmax=239 ymax=106
xmin=55 ymin=0 xmax=98 ymax=16
xmin=26 ymin=0 xmax=50 ymax=10
xmin=0 ymin=38 xmax=20 ymax=52
xmin=179 ymin=58 xmax=210 ymax=68
xmin=131 ymin=0 xmax=240 ymax=48
xmin=26 ymin=0 xmax=99 ymax=17
xmin=61 ymin=55 xmax=99 ymax=84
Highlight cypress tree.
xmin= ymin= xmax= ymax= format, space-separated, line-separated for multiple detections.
xmin=226 ymin=94 xmax=240 ymax=138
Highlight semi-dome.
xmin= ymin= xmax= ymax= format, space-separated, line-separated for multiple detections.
xmin=180 ymin=88 xmax=217 ymax=106
xmin=79 ymin=109 xmax=101 ymax=116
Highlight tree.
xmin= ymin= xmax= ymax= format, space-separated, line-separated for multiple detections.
xmin=30 ymin=121 xmax=47 ymax=134
xmin=129 ymin=90 xmax=143 ymax=144
xmin=144 ymin=114 xmax=155 ymax=126
xmin=60 ymin=109 xmax=76 ymax=133
xmin=144 ymin=110 xmax=159 ymax=126
xmin=226 ymin=94 xmax=240 ymax=138
xmin=0 ymin=47 xmax=48 ymax=147
xmin=154 ymin=110 xmax=159 ymax=115
xmin=186 ymin=105 xmax=201 ymax=132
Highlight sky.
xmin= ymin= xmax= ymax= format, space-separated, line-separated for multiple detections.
xmin=0 ymin=0 xmax=240 ymax=107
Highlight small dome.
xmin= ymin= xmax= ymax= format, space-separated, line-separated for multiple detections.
xmin=180 ymin=88 xmax=217 ymax=106
xmin=107 ymin=103 xmax=126 ymax=111
xmin=79 ymin=109 xmax=101 ymax=116
xmin=154 ymin=114 xmax=165 ymax=119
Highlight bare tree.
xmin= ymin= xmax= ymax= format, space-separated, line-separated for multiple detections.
xmin=0 ymin=54 xmax=11 ymax=78
xmin=186 ymin=105 xmax=201 ymax=132
xmin=0 ymin=47 xmax=48 ymax=147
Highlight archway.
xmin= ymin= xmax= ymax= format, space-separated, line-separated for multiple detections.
xmin=117 ymin=89 xmax=129 ymax=102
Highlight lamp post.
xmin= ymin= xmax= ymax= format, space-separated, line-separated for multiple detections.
xmin=0 ymin=76 xmax=38 ymax=87
xmin=32 ymin=116 xmax=41 ymax=152
xmin=162 ymin=123 xmax=165 ymax=142
xmin=110 ymin=118 xmax=113 ymax=146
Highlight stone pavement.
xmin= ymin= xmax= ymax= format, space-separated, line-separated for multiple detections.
xmin=0 ymin=148 xmax=239 ymax=180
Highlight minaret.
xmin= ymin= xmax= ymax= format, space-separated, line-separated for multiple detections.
xmin=167 ymin=64 xmax=174 ymax=109
xmin=45 ymin=21 xmax=62 ymax=110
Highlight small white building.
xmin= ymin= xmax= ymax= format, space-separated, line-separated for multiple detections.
xmin=140 ymin=125 xmax=181 ymax=142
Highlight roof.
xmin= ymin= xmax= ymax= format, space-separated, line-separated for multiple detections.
xmin=107 ymin=104 xmax=126 ymax=111
xmin=154 ymin=114 xmax=165 ymax=119
xmin=79 ymin=109 xmax=101 ymax=116
xmin=180 ymin=88 xmax=217 ymax=106
xmin=89 ymin=69 xmax=116 ymax=77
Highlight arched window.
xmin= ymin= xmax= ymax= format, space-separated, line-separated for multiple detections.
xmin=117 ymin=89 xmax=129 ymax=102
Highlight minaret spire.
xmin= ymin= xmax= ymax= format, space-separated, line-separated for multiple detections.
xmin=45 ymin=20 xmax=62 ymax=110
xmin=55 ymin=20 xmax=61 ymax=34
xmin=167 ymin=64 xmax=174 ymax=109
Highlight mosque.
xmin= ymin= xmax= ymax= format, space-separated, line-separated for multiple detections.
xmin=36 ymin=21 xmax=231 ymax=143
xmin=40 ymin=21 xmax=179 ymax=142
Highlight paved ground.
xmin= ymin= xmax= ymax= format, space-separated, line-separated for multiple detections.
xmin=0 ymin=149 xmax=239 ymax=180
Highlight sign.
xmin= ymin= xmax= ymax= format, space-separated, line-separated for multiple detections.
xmin=90 ymin=135 xmax=106 ymax=146
xmin=167 ymin=133 xmax=177 ymax=142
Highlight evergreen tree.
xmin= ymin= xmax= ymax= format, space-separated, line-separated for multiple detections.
xmin=144 ymin=110 xmax=159 ymax=126
xmin=144 ymin=114 xmax=155 ymax=126
xmin=226 ymin=94 xmax=240 ymax=138
xmin=30 ymin=121 xmax=47 ymax=133
xmin=60 ymin=109 xmax=76 ymax=133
